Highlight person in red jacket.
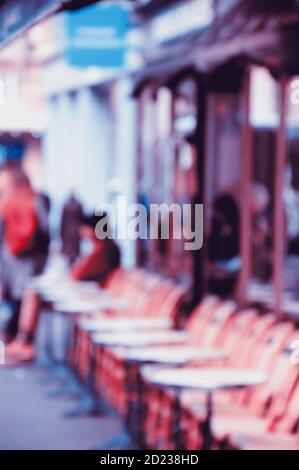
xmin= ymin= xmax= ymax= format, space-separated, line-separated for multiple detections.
xmin=0 ymin=165 xmax=49 ymax=342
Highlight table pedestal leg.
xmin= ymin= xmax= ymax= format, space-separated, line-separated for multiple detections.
xmin=63 ymin=342 xmax=103 ymax=417
xmin=125 ymin=362 xmax=145 ymax=449
xmin=172 ymin=390 xmax=183 ymax=450
xmin=201 ymin=391 xmax=213 ymax=450
xmin=92 ymin=358 xmax=135 ymax=451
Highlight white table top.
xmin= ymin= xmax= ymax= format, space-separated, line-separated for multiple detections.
xmin=141 ymin=367 xmax=267 ymax=392
xmin=54 ymin=300 xmax=109 ymax=313
xmin=41 ymin=286 xmax=105 ymax=302
xmin=30 ymin=274 xmax=69 ymax=290
xmin=110 ymin=346 xmax=228 ymax=365
xmin=54 ymin=297 xmax=128 ymax=314
xmin=36 ymin=275 xmax=105 ymax=301
xmin=33 ymin=275 xmax=100 ymax=294
xmin=92 ymin=330 xmax=187 ymax=347
xmin=79 ymin=317 xmax=173 ymax=332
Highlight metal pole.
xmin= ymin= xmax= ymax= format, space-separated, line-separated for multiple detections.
xmin=238 ymin=69 xmax=252 ymax=305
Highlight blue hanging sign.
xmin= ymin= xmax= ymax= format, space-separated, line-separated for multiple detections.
xmin=64 ymin=2 xmax=130 ymax=69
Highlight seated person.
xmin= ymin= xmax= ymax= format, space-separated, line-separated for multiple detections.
xmin=6 ymin=214 xmax=120 ymax=363
xmin=207 ymin=194 xmax=240 ymax=297
xmin=60 ymin=194 xmax=83 ymax=264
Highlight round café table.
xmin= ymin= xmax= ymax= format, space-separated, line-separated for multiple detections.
xmin=39 ymin=283 xmax=108 ymax=366
xmin=109 ymin=346 xmax=228 ymax=447
xmin=92 ymin=330 xmax=188 ymax=348
xmin=79 ymin=317 xmax=173 ymax=333
xmin=93 ymin=345 xmax=227 ymax=450
xmin=42 ymin=287 xmax=108 ymax=305
xmin=54 ymin=297 xmax=128 ymax=314
xmin=37 ymin=288 xmax=125 ymax=389
xmin=141 ymin=367 xmax=267 ymax=450
xmin=40 ymin=296 xmax=118 ymax=365
xmin=38 ymin=279 xmax=104 ymax=301
xmin=63 ymin=328 xmax=187 ymax=419
xmin=87 ymin=331 xmax=187 ymax=418
xmin=50 ymin=297 xmax=129 ymax=370
xmin=112 ymin=346 xmax=228 ymax=365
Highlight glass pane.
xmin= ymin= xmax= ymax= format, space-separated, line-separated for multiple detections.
xmin=167 ymin=78 xmax=198 ymax=287
xmin=137 ymin=86 xmax=156 ymax=268
xmin=152 ymin=86 xmax=173 ymax=273
xmin=247 ymin=67 xmax=279 ymax=307
xmin=204 ymin=91 xmax=243 ymax=298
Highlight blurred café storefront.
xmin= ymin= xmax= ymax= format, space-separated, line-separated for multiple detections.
xmin=0 ymin=0 xmax=140 ymax=268
xmin=132 ymin=0 xmax=299 ymax=318
xmin=0 ymin=0 xmax=299 ymax=319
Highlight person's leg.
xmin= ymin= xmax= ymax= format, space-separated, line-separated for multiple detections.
xmin=16 ymin=287 xmax=42 ymax=344
xmin=6 ymin=287 xmax=41 ymax=362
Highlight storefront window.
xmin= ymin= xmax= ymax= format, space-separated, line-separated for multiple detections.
xmin=169 ymin=78 xmax=198 ymax=288
xmin=204 ymin=90 xmax=243 ymax=298
xmin=247 ymin=67 xmax=279 ymax=307
xmin=136 ymin=77 xmax=199 ymax=293
xmin=137 ymin=86 xmax=156 ymax=268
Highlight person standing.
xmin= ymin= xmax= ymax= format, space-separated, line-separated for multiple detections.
xmin=60 ymin=194 xmax=84 ymax=264
xmin=0 ymin=165 xmax=49 ymax=342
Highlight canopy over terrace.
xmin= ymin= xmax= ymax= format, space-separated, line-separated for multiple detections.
xmin=131 ymin=0 xmax=299 ymax=317
xmin=132 ymin=0 xmax=299 ymax=90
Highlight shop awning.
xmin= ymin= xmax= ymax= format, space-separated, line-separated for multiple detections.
xmin=133 ymin=0 xmax=182 ymax=19
xmin=132 ymin=0 xmax=299 ymax=94
xmin=0 ymin=0 xmax=100 ymax=46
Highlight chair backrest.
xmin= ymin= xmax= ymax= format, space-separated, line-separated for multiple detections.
xmin=111 ymin=269 xmax=139 ymax=298
xmin=104 ymin=268 xmax=125 ymax=293
xmin=196 ymin=300 xmax=237 ymax=348
xmin=234 ymin=314 xmax=276 ymax=369
xmin=253 ymin=322 xmax=295 ymax=373
xmin=223 ymin=309 xmax=258 ymax=365
xmin=139 ymin=282 xmax=170 ymax=316
xmin=232 ymin=321 xmax=295 ymax=408
xmin=186 ymin=296 xmax=220 ymax=344
xmin=248 ymin=331 xmax=299 ymax=419
xmin=275 ymin=368 xmax=299 ymax=434
xmin=106 ymin=270 xmax=159 ymax=316
xmin=154 ymin=284 xmax=186 ymax=319
xmin=128 ymin=273 xmax=163 ymax=316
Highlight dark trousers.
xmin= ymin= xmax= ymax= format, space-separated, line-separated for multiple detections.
xmin=4 ymin=298 xmax=21 ymax=340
